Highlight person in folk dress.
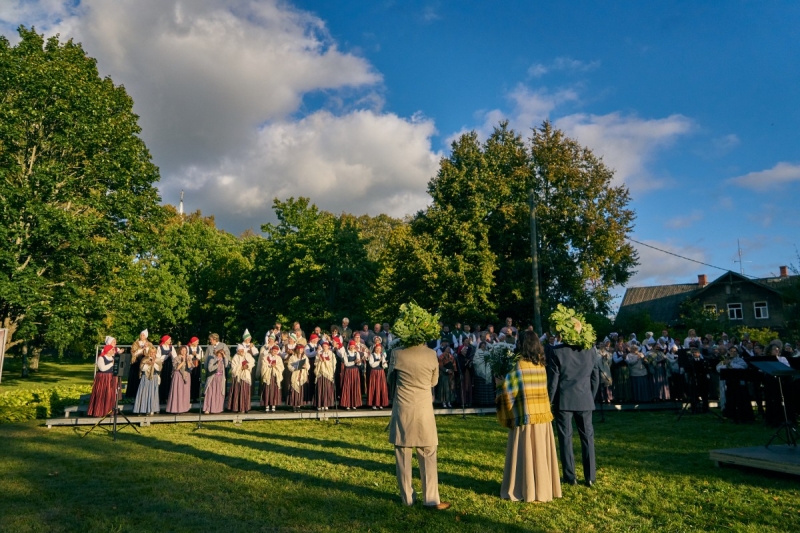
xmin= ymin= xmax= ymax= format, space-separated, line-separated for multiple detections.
xmin=186 ymin=337 xmax=204 ymax=402
xmin=88 ymin=337 xmax=121 ymax=417
xmin=157 ymin=335 xmax=177 ymax=404
xmin=437 ymin=347 xmax=457 ymax=408
xmin=241 ymin=329 xmax=259 ymax=386
xmin=260 ymin=344 xmax=284 ymax=412
xmin=133 ymin=345 xmax=162 ymax=415
xmin=203 ymin=346 xmax=229 ymax=414
xmin=228 ymin=344 xmax=256 ymax=413
xmin=497 ymin=334 xmax=562 ymax=503
xmin=315 ymin=340 xmax=336 ymax=410
xmin=126 ymin=329 xmax=152 ymax=399
xmin=626 ymin=345 xmax=651 ymax=403
xmin=341 ymin=340 xmax=363 ymax=410
xmin=305 ymin=334 xmax=320 ymax=404
xmin=287 ymin=344 xmax=310 ymax=412
xmin=367 ymin=343 xmax=389 ymax=409
xmin=166 ymin=345 xmax=192 ymax=414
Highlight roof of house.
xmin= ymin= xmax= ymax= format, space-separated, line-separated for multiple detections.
xmin=616 ymin=270 xmax=796 ymax=324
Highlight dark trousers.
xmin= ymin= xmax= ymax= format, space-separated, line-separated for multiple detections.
xmin=555 ymin=410 xmax=596 ymax=483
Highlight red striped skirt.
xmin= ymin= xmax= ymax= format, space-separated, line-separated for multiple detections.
xmin=340 ymin=367 xmax=362 ymax=408
xmin=315 ymin=376 xmax=335 ymax=407
xmin=227 ymin=380 xmax=251 ymax=413
xmin=87 ymin=373 xmax=117 ymax=417
xmin=367 ymin=369 xmax=389 ymax=407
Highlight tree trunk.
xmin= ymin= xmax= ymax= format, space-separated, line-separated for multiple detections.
xmin=29 ymin=346 xmax=41 ymax=372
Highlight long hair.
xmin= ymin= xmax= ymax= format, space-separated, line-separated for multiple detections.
xmin=521 ymin=332 xmax=546 ymax=366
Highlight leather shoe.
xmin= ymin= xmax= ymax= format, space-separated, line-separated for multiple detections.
xmin=586 ymin=480 xmax=595 ymax=488
xmin=561 ymin=478 xmax=578 ymax=486
xmin=426 ymin=502 xmax=452 ymax=511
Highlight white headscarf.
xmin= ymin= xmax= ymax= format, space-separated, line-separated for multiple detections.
xmin=104 ymin=336 xmax=115 ymax=345
xmin=141 ymin=329 xmax=149 ymax=339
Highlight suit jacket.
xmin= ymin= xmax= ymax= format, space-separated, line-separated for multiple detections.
xmin=547 ymin=344 xmax=600 ymax=412
xmin=388 ymin=345 xmax=439 ymax=447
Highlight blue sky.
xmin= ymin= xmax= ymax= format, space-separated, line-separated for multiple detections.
xmin=2 ymin=0 xmax=799 ymax=293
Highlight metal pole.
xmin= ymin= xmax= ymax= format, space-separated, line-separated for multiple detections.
xmin=529 ymin=189 xmax=542 ymax=335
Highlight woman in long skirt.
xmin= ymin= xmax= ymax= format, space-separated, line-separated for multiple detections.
xmin=626 ymin=346 xmax=651 ymax=402
xmin=88 ymin=338 xmax=120 ymax=417
xmin=228 ymin=344 xmax=255 ymax=413
xmin=166 ymin=346 xmax=192 ymax=414
xmin=133 ymin=346 xmax=162 ymax=415
xmin=203 ymin=347 xmax=228 ymax=414
xmin=287 ymin=345 xmax=310 ymax=412
xmin=260 ymin=344 xmax=284 ymax=411
xmin=612 ymin=342 xmax=632 ymax=403
xmin=438 ymin=347 xmax=457 ymax=408
xmin=315 ymin=341 xmax=336 ymax=410
xmin=340 ymin=341 xmax=363 ymax=410
xmin=497 ymin=334 xmax=561 ymax=503
xmin=649 ymin=344 xmax=671 ymax=401
xmin=596 ymin=342 xmax=614 ymax=403
xmin=186 ymin=337 xmax=203 ymax=402
xmin=126 ymin=330 xmax=151 ymax=399
xmin=367 ymin=344 xmax=389 ymax=409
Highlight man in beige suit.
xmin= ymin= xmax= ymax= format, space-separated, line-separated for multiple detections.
xmin=389 ymin=343 xmax=451 ymax=510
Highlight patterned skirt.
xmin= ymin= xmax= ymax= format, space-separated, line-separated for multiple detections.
xmin=166 ymin=373 xmax=192 ymax=413
xmin=87 ymin=373 xmax=118 ymax=417
xmin=340 ymin=367 xmax=362 ymax=408
xmin=133 ymin=374 xmax=160 ymax=414
xmin=261 ymin=374 xmax=282 ymax=406
xmin=228 ymin=380 xmax=252 ymax=413
xmin=203 ymin=373 xmax=226 ymax=414
xmin=315 ymin=376 xmax=335 ymax=408
xmin=367 ymin=369 xmax=389 ymax=407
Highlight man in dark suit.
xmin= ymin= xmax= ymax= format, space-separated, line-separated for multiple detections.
xmin=547 ymin=342 xmax=600 ymax=487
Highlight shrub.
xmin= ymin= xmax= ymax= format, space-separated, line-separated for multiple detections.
xmin=0 ymin=385 xmax=92 ymax=424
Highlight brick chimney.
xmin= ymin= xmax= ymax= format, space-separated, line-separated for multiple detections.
xmin=698 ymin=274 xmax=708 ymax=287
xmin=780 ymin=265 xmax=788 ymax=278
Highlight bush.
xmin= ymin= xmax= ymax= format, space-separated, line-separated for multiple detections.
xmin=0 ymin=385 xmax=92 ymax=424
xmin=735 ymin=326 xmax=780 ymax=346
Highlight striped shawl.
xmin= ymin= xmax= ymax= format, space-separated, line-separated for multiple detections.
xmin=497 ymin=360 xmax=552 ymax=428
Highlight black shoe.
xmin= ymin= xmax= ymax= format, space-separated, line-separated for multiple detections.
xmin=561 ymin=478 xmax=578 ymax=486
xmin=586 ymin=480 xmax=595 ymax=488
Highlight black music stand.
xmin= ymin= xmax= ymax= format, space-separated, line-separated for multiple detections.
xmin=83 ymin=353 xmax=140 ymax=440
xmin=750 ymin=361 xmax=799 ymax=447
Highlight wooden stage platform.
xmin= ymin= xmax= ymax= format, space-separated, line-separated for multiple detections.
xmin=45 ymin=406 xmax=497 ymax=428
xmin=710 ymin=445 xmax=800 ymax=476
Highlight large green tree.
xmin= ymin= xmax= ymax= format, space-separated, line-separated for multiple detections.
xmin=0 ymin=28 xmax=163 ymax=353
xmin=419 ymin=121 xmax=637 ymax=325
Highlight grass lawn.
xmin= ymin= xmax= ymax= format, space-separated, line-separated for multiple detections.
xmin=0 ymin=355 xmax=95 ymax=391
xmin=1 ymin=411 xmax=799 ymax=532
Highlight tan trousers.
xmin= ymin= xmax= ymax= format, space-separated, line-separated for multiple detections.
xmin=394 ymin=445 xmax=440 ymax=506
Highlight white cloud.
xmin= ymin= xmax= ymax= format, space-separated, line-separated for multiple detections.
xmin=555 ymin=112 xmax=694 ymax=192
xmin=1 ymin=0 xmax=445 ymax=232
xmin=167 ymin=110 xmax=440 ymax=230
xmin=527 ymin=56 xmax=600 ymax=78
xmin=664 ymin=209 xmax=703 ymax=229
xmin=728 ymin=162 xmax=800 ymax=191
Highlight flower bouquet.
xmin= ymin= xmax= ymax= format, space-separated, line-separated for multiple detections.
xmin=484 ymin=342 xmax=519 ymax=390
xmin=549 ymin=304 xmax=596 ymax=350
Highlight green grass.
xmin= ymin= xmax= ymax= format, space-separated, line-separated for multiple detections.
xmin=1 ymin=411 xmax=799 ymax=532
xmin=0 ymin=355 xmax=95 ymax=391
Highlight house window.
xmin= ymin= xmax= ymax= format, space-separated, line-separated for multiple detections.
xmin=727 ymin=303 xmax=743 ymax=320
xmin=704 ymin=304 xmax=717 ymax=313
xmin=754 ymin=301 xmax=769 ymax=319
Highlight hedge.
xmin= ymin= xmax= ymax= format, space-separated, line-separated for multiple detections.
xmin=0 ymin=385 xmax=92 ymax=424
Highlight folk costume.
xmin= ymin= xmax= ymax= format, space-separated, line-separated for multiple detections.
xmin=166 ymin=349 xmax=192 ymax=414
xmin=596 ymin=347 xmax=614 ymax=403
xmin=437 ymin=348 xmax=457 ymax=408
xmin=228 ymin=344 xmax=255 ymax=413
xmin=260 ymin=344 xmax=285 ymax=411
xmin=626 ymin=350 xmax=651 ymax=403
xmin=456 ymin=342 xmax=474 ymax=407
xmin=241 ymin=329 xmax=259 ymax=386
xmin=611 ymin=347 xmax=632 ymax=403
xmin=203 ymin=345 xmax=229 ymax=414
xmin=497 ymin=359 xmax=562 ymax=503
xmin=87 ymin=339 xmax=119 ymax=417
xmin=305 ymin=335 xmax=320 ymax=403
xmin=648 ymin=346 xmax=670 ymax=401
xmin=186 ymin=338 xmax=204 ymax=402
xmin=367 ymin=346 xmax=389 ymax=409
xmin=157 ymin=336 xmax=177 ymax=404
xmin=315 ymin=342 xmax=336 ymax=410
xmin=340 ymin=341 xmax=363 ymax=409
xmin=133 ymin=347 xmax=162 ymax=415
xmin=287 ymin=347 xmax=310 ymax=412
xmin=126 ymin=330 xmax=152 ymax=398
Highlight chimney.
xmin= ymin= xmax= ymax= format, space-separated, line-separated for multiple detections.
xmin=780 ymin=265 xmax=788 ymax=278
xmin=698 ymin=274 xmax=708 ymax=287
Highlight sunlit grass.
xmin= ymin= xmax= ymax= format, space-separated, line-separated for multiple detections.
xmin=1 ymin=411 xmax=798 ymax=532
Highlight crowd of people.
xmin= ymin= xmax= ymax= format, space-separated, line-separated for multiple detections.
xmin=87 ymin=319 xmax=800 ymax=426
xmin=598 ymin=328 xmax=799 ymax=423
